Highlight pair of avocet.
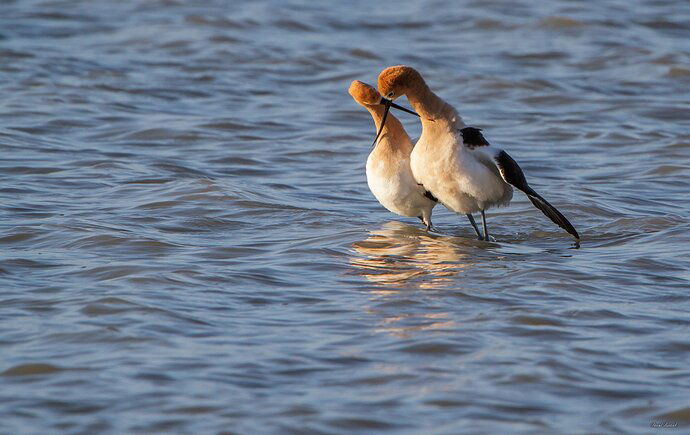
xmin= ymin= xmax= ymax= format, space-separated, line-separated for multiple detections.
xmin=349 ymin=66 xmax=579 ymax=241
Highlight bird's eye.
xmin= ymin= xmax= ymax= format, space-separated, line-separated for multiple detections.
xmin=387 ymin=92 xmax=394 ymax=98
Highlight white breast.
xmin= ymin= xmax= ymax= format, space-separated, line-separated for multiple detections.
xmin=410 ymin=131 xmax=512 ymax=214
xmin=366 ymin=148 xmax=435 ymax=219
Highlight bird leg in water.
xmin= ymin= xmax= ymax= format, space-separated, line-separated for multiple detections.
xmin=466 ymin=214 xmax=482 ymax=239
xmin=418 ymin=216 xmax=433 ymax=231
xmin=481 ymin=210 xmax=489 ymax=241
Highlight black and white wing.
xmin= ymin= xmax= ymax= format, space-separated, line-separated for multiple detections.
xmin=493 ymin=150 xmax=580 ymax=239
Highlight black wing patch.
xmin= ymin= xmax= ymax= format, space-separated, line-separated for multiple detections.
xmin=460 ymin=127 xmax=490 ymax=149
xmin=417 ymin=184 xmax=438 ymax=202
xmin=495 ymin=150 xmax=580 ymax=239
xmin=495 ymin=150 xmax=529 ymax=191
xmin=423 ymin=190 xmax=438 ymax=202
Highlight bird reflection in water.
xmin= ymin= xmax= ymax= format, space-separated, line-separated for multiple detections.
xmin=350 ymin=221 xmax=476 ymax=291
xmin=350 ymin=221 xmax=482 ymax=337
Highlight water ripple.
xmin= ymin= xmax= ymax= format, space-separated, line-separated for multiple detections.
xmin=1 ymin=0 xmax=689 ymax=433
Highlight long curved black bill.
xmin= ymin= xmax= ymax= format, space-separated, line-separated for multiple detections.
xmin=371 ymin=99 xmax=391 ymax=147
xmin=371 ymin=98 xmax=419 ymax=147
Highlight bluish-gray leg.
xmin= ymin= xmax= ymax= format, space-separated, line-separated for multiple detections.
xmin=481 ymin=210 xmax=489 ymax=241
xmin=466 ymin=214 xmax=482 ymax=239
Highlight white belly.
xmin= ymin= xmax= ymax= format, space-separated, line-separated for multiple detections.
xmin=366 ymin=152 xmax=434 ymax=219
xmin=410 ymin=133 xmax=512 ymax=214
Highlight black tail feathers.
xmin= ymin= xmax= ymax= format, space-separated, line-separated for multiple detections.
xmin=526 ymin=190 xmax=579 ymax=239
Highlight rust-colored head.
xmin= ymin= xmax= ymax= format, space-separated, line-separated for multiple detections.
xmin=349 ymin=79 xmax=420 ymax=146
xmin=377 ymin=65 xmax=425 ymax=100
xmin=348 ymin=80 xmax=382 ymax=106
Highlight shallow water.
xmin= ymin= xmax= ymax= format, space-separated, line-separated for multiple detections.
xmin=1 ymin=0 xmax=690 ymax=433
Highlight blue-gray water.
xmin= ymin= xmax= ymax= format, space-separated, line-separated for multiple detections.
xmin=2 ymin=0 xmax=690 ymax=433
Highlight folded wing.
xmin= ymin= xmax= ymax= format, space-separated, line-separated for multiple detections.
xmin=493 ymin=150 xmax=580 ymax=239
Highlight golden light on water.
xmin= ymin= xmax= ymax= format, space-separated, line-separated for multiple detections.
xmin=350 ymin=221 xmax=475 ymax=291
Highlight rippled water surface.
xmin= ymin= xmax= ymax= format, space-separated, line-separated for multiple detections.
xmin=2 ymin=0 xmax=690 ymax=433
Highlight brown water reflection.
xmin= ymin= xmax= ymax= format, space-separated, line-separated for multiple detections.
xmin=374 ymin=311 xmax=456 ymax=338
xmin=350 ymin=221 xmax=475 ymax=290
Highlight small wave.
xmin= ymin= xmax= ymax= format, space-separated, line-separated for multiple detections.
xmin=2 ymin=363 xmax=68 ymax=377
xmin=538 ymin=16 xmax=586 ymax=29
xmin=667 ymin=67 xmax=690 ymax=78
